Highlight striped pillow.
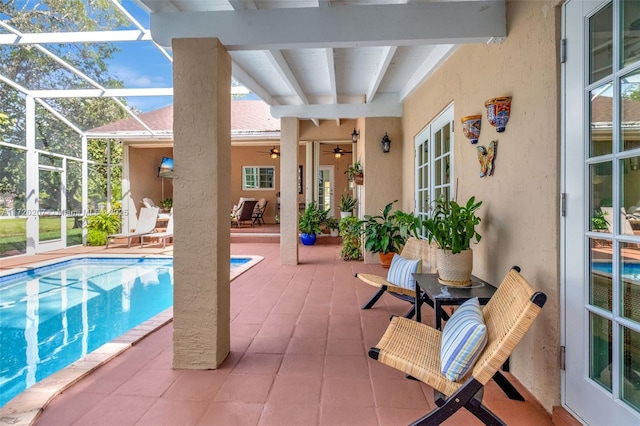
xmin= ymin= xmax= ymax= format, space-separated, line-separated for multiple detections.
xmin=440 ymin=297 xmax=487 ymax=381
xmin=386 ymin=254 xmax=420 ymax=290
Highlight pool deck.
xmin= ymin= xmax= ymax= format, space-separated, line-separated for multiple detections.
xmin=0 ymin=238 xmax=561 ymax=426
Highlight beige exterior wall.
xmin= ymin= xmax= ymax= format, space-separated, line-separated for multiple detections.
xmin=361 ymin=117 xmax=403 ymax=264
xmin=128 ymin=146 xmax=173 ymax=214
xmin=127 ymin=139 xmax=353 ymax=225
xmin=401 ymin=0 xmax=561 ymax=411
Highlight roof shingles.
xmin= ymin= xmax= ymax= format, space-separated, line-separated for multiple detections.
xmin=88 ymin=100 xmax=279 ymax=134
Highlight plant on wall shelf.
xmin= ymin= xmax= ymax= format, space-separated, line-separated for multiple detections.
xmin=345 ymin=161 xmax=363 ymax=184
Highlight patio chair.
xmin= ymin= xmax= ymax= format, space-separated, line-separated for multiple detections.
xmin=231 ymin=199 xmax=258 ymax=227
xmin=142 ymin=197 xmax=170 ymax=221
xmin=141 ymin=213 xmax=174 ymax=248
xmin=252 ymin=198 xmax=268 ymax=225
xmin=355 ymin=237 xmax=437 ymax=318
xmin=368 ymin=267 xmax=547 ymax=426
xmin=106 ymin=206 xmax=159 ymax=248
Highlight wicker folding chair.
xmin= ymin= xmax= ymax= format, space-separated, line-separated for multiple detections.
xmin=368 ymin=267 xmax=547 ymax=425
xmin=355 ymin=237 xmax=438 ymax=318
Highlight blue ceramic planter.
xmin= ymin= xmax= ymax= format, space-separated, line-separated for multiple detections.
xmin=300 ymin=233 xmax=317 ymax=245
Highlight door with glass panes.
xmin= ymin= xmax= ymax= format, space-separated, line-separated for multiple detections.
xmin=564 ymin=1 xmax=640 ymax=423
xmin=415 ymin=104 xmax=454 ymax=227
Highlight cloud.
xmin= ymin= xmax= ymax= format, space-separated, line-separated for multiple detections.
xmin=109 ymin=64 xmax=166 ymax=88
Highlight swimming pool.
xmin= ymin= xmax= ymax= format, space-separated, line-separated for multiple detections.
xmin=0 ymin=255 xmax=256 ymax=408
xmin=592 ymin=261 xmax=640 ymax=281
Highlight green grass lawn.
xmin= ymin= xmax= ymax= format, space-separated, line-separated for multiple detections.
xmin=0 ymin=217 xmax=83 ymax=257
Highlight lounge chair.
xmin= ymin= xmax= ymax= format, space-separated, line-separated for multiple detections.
xmin=252 ymin=198 xmax=268 ymax=225
xmin=107 ymin=206 xmax=159 ymax=248
xmin=142 ymin=197 xmax=170 ymax=221
xmin=141 ymin=213 xmax=173 ymax=248
xmin=231 ymin=199 xmax=258 ymax=227
xmin=355 ymin=237 xmax=437 ymax=318
xmin=368 ymin=267 xmax=547 ymax=425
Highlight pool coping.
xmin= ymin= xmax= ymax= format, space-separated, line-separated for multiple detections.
xmin=0 ymin=253 xmax=263 ymax=426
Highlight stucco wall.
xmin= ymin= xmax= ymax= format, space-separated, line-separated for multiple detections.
xmin=362 ymin=117 xmax=403 ymax=264
xmin=230 ymin=143 xmax=352 ymax=222
xmin=402 ymin=0 xmax=561 ymax=411
xmin=127 ymin=146 xmax=173 ymax=227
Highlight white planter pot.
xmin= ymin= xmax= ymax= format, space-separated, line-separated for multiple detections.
xmin=330 ymin=229 xmax=339 ymax=237
xmin=340 ymin=211 xmax=352 ymax=219
xmin=436 ymin=249 xmax=473 ymax=286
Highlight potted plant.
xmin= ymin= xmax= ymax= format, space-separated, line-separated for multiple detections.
xmin=340 ymin=193 xmax=357 ymax=218
xmin=339 ymin=216 xmax=363 ymax=260
xmin=345 ymin=161 xmax=363 ymax=185
xmin=325 ymin=216 xmax=340 ymax=237
xmin=423 ymin=195 xmax=482 ymax=286
xmin=298 ymin=202 xmax=324 ymax=245
xmin=160 ymin=198 xmax=173 ymax=212
xmin=360 ymin=200 xmax=420 ymax=268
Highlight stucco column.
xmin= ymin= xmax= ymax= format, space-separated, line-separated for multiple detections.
xmin=280 ymin=117 xmax=299 ymax=265
xmin=172 ymin=38 xmax=231 ymax=368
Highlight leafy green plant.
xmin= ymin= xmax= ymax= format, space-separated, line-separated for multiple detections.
xmin=340 ymin=193 xmax=357 ymax=212
xmin=325 ymin=216 xmax=340 ymax=230
xmin=339 ymin=216 xmax=362 ymax=260
xmin=298 ymin=202 xmax=325 ymax=235
xmin=86 ymin=209 xmax=121 ymax=246
xmin=423 ymin=196 xmax=482 ymax=254
xmin=345 ymin=161 xmax=363 ymax=182
xmin=160 ymin=198 xmax=173 ymax=210
xmin=592 ymin=208 xmax=609 ymax=231
xmin=359 ymin=200 xmax=420 ymax=254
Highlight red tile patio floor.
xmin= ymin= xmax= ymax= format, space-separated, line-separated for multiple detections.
xmin=2 ymin=241 xmax=553 ymax=425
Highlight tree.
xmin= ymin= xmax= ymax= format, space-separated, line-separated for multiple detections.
xmin=0 ymin=1 xmax=131 ymax=212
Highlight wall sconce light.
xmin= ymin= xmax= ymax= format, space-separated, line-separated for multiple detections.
xmin=630 ymin=157 xmax=639 ymax=171
xmin=381 ymin=132 xmax=391 ymax=153
xmin=351 ymin=128 xmax=360 ymax=143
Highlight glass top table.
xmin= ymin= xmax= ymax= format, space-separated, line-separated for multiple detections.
xmin=412 ymin=272 xmax=496 ymax=329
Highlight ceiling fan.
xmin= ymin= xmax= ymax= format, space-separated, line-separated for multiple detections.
xmin=258 ymin=146 xmax=280 ymax=159
xmin=323 ymin=144 xmax=353 ymax=159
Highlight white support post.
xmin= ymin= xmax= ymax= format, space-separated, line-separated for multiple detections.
xmin=81 ymin=135 xmax=88 ymax=243
xmin=25 ymin=96 xmax=38 ymax=254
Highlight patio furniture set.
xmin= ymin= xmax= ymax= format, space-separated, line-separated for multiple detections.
xmin=357 ymin=238 xmax=547 ymax=425
xmin=105 ymin=204 xmax=174 ymax=249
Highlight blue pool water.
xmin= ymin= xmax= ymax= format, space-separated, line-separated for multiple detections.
xmin=0 ymin=256 xmax=251 ymax=408
xmin=592 ymin=262 xmax=640 ymax=281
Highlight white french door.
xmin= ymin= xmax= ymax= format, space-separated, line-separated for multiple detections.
xmin=414 ymin=104 xmax=454 ymax=224
xmin=564 ymin=1 xmax=640 ymax=424
xmin=318 ymin=165 xmax=335 ymax=215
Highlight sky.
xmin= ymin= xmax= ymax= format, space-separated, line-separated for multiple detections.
xmin=106 ymin=1 xmax=174 ymax=112
xmin=103 ymin=1 xmax=256 ymax=112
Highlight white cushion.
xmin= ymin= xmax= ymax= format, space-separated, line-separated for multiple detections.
xmin=440 ymin=297 xmax=487 ymax=381
xmin=386 ymin=254 xmax=420 ymax=290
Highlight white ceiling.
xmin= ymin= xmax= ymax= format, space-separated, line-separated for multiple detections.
xmin=138 ymin=0 xmax=506 ymax=122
